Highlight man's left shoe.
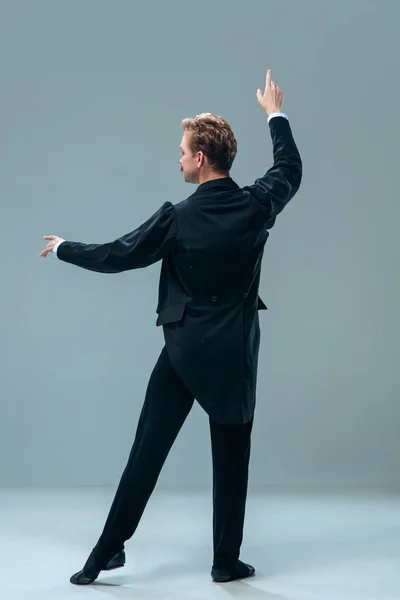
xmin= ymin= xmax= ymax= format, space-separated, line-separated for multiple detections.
xmin=70 ymin=549 xmax=126 ymax=585
xmin=211 ymin=560 xmax=255 ymax=583
xmin=70 ymin=568 xmax=100 ymax=585
xmin=104 ymin=550 xmax=126 ymax=571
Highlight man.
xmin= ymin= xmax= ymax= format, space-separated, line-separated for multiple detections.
xmin=40 ymin=69 xmax=302 ymax=585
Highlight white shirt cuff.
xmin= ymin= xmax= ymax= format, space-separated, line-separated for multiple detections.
xmin=52 ymin=240 xmax=64 ymax=257
xmin=268 ymin=112 xmax=288 ymax=123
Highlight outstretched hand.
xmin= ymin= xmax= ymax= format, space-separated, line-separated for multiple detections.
xmin=40 ymin=235 xmax=64 ymax=257
xmin=256 ymin=69 xmax=283 ymax=115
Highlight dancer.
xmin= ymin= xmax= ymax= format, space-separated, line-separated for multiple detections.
xmin=40 ymin=69 xmax=302 ymax=585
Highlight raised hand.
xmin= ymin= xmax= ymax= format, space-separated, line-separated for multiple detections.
xmin=256 ymin=69 xmax=283 ymax=115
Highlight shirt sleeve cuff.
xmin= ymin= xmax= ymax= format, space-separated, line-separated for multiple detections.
xmin=267 ymin=112 xmax=289 ymax=123
xmin=52 ymin=240 xmax=64 ymax=257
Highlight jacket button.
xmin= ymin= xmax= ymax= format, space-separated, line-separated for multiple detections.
xmin=212 ymin=296 xmax=217 ymax=302
xmin=242 ymin=292 xmax=247 ymax=298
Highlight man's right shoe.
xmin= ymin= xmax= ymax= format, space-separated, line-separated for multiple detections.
xmin=70 ymin=549 xmax=126 ymax=585
xmin=211 ymin=560 xmax=255 ymax=583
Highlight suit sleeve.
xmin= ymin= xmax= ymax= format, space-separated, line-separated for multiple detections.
xmin=245 ymin=116 xmax=302 ymax=229
xmin=56 ymin=201 xmax=177 ymax=273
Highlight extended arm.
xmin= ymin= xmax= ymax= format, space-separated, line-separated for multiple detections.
xmin=247 ymin=115 xmax=302 ymax=228
xmin=41 ymin=201 xmax=177 ymax=273
xmin=246 ymin=70 xmax=302 ymax=228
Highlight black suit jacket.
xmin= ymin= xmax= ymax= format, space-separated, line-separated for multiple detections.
xmin=57 ymin=116 xmax=302 ymax=424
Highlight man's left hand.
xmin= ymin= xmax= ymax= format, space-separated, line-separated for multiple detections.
xmin=40 ymin=235 xmax=65 ymax=257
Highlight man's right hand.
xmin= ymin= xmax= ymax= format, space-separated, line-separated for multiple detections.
xmin=256 ymin=69 xmax=283 ymax=115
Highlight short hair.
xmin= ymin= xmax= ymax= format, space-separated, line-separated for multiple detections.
xmin=182 ymin=113 xmax=237 ymax=173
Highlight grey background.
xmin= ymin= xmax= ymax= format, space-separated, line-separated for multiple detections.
xmin=1 ymin=0 xmax=398 ymax=488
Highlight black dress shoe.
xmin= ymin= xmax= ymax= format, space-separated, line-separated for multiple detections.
xmin=211 ymin=560 xmax=255 ymax=583
xmin=104 ymin=549 xmax=126 ymax=571
xmin=70 ymin=549 xmax=126 ymax=585
xmin=70 ymin=568 xmax=100 ymax=585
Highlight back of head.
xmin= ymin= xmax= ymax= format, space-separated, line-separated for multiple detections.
xmin=182 ymin=113 xmax=237 ymax=174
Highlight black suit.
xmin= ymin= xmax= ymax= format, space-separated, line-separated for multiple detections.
xmin=57 ymin=115 xmax=302 ymax=572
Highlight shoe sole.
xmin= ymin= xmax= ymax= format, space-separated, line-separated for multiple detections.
xmin=212 ymin=571 xmax=256 ymax=583
xmin=104 ymin=562 xmax=125 ymax=572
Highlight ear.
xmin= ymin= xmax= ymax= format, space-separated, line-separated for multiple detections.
xmin=197 ymin=151 xmax=205 ymax=167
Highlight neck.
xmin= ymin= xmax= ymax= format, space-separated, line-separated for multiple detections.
xmin=198 ymin=171 xmax=230 ymax=185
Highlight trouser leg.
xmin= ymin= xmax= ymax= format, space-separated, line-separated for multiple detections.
xmin=88 ymin=346 xmax=194 ymax=569
xmin=209 ymin=416 xmax=253 ymax=571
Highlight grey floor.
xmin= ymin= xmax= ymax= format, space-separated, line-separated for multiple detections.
xmin=0 ymin=487 xmax=399 ymax=600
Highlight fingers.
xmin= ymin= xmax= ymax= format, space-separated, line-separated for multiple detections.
xmin=265 ymin=69 xmax=272 ymax=91
xmin=256 ymin=88 xmax=262 ymax=103
xmin=40 ymin=239 xmax=55 ymax=257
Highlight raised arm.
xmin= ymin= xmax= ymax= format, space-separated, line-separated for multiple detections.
xmin=245 ymin=70 xmax=302 ymax=228
xmin=40 ymin=201 xmax=177 ymax=273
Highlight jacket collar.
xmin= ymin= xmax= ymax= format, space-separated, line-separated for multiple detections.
xmin=195 ymin=177 xmax=239 ymax=193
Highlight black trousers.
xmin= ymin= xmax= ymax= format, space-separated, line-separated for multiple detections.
xmin=87 ymin=346 xmax=253 ymax=572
